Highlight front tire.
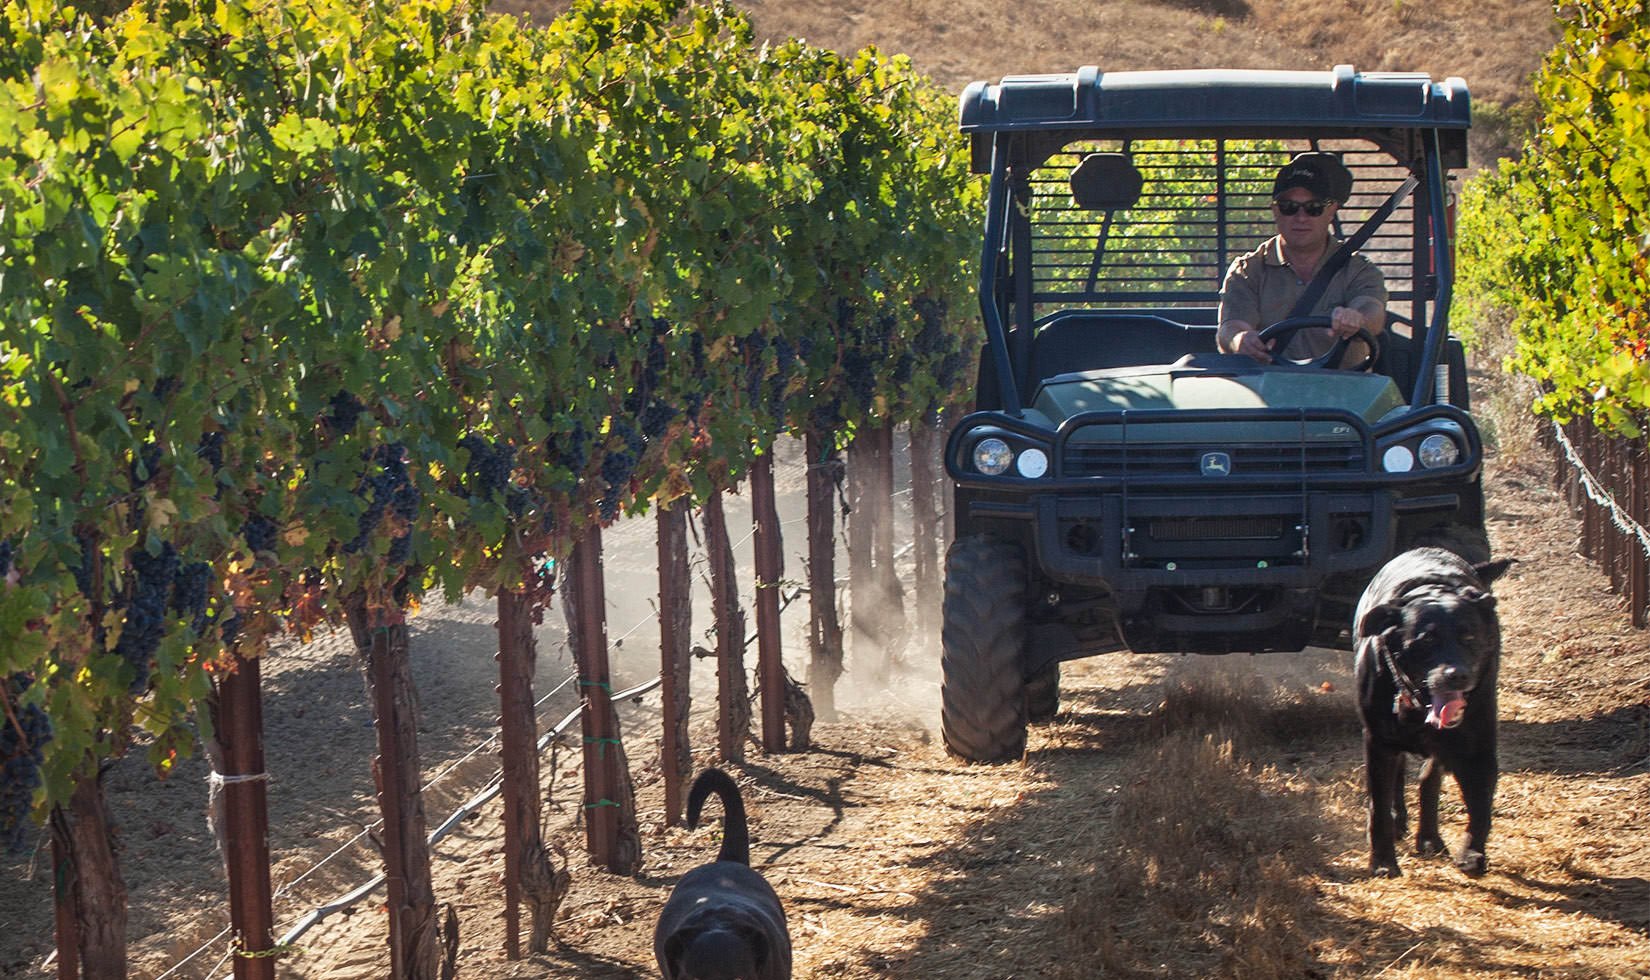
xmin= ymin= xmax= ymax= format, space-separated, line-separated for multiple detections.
xmin=941 ymin=535 xmax=1030 ymax=762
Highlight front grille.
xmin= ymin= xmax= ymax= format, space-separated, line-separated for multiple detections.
xmin=1149 ymin=515 xmax=1286 ymax=541
xmin=1064 ymin=442 xmax=1365 ymax=477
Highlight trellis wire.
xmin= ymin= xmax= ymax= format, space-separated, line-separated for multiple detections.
xmin=154 ymin=665 xmax=586 ymax=980
xmin=1551 ymin=420 xmax=1650 ymax=557
xmin=148 ymin=447 xmax=852 ymax=979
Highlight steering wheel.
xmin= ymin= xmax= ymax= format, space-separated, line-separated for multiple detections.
xmin=1258 ymin=315 xmax=1382 ymax=372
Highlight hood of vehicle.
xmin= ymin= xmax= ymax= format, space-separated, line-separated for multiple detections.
xmin=1032 ymin=363 xmax=1406 ymax=440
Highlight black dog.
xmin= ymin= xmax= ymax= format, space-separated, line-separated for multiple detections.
xmin=655 ymin=768 xmax=792 ymax=980
xmin=1354 ymin=546 xmax=1512 ymax=878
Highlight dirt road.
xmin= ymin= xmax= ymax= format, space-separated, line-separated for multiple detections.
xmin=2 ymin=445 xmax=1646 ymax=980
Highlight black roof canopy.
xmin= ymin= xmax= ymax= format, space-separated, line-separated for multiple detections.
xmin=959 ymin=66 xmax=1470 ymax=169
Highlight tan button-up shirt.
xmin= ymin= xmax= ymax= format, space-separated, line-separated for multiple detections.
xmin=1219 ymin=236 xmax=1388 ymax=359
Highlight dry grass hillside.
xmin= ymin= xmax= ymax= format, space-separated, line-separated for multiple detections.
xmin=493 ymin=0 xmax=1559 ymax=163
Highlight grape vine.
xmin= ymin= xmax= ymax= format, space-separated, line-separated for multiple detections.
xmin=0 ymin=0 xmax=980 ymax=862
xmin=1456 ymin=0 xmax=1650 ymax=436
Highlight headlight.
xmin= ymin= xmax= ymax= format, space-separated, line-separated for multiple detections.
xmin=973 ymin=437 xmax=1013 ymax=475
xmin=1382 ymin=445 xmax=1415 ymax=473
xmin=1417 ymin=433 xmax=1461 ymax=469
xmin=1016 ymin=448 xmax=1049 ymax=478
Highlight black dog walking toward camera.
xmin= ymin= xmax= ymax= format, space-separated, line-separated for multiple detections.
xmin=1354 ymin=547 xmax=1512 ymax=878
xmin=655 ymin=768 xmax=792 ymax=980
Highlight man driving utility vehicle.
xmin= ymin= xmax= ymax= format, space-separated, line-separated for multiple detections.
xmin=1216 ymin=151 xmax=1387 ymax=366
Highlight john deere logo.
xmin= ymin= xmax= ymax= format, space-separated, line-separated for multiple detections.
xmin=1201 ymin=452 xmax=1232 ymax=477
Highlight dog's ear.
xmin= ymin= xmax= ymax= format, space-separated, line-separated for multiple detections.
xmin=1357 ymin=601 xmax=1404 ymax=641
xmin=1460 ymin=585 xmax=1498 ymax=611
xmin=748 ymin=927 xmax=772 ymax=973
xmin=662 ymin=933 xmax=687 ymax=977
xmin=1473 ymin=557 xmax=1515 ymax=585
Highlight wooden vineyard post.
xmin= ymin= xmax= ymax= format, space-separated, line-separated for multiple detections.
xmin=48 ymin=773 xmax=125 ymax=980
xmin=1605 ymin=434 xmax=1621 ymax=593
xmin=846 ymin=429 xmax=875 ymax=680
xmin=1633 ymin=441 xmax=1648 ymax=628
xmin=848 ymin=421 xmax=907 ymax=682
xmin=908 ymin=414 xmax=942 ymax=643
xmin=212 ymin=651 xmax=276 ymax=980
xmin=344 ymin=596 xmax=447 ymax=980
xmin=658 ymin=502 xmax=694 ymax=824
xmin=1582 ymin=423 xmax=1599 ymax=561
xmin=869 ymin=422 xmax=905 ymax=648
xmin=805 ymin=431 xmax=845 ymax=722
xmin=751 ymin=450 xmax=787 ymax=753
xmin=49 ymin=827 xmax=79 ymax=980
xmin=703 ymin=487 xmax=750 ymax=762
xmin=497 ymin=581 xmax=564 ymax=955
xmin=565 ymin=525 xmax=642 ymax=873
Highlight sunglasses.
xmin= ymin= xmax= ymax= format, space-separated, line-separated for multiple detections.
xmin=1274 ymin=198 xmax=1334 ymax=217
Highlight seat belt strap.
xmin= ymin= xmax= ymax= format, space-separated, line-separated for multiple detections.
xmin=1289 ymin=174 xmax=1420 ymax=317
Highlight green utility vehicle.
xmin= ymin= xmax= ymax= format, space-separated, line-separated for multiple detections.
xmin=940 ymin=66 xmax=1488 ymax=762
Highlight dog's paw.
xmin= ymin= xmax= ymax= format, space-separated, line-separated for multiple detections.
xmin=1415 ymin=834 xmax=1446 ymax=857
xmin=1455 ymin=849 xmax=1488 ymax=877
xmin=1369 ymin=860 xmax=1402 ymax=879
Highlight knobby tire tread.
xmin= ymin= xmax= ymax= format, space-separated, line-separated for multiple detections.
xmin=941 ymin=536 xmax=1029 ymax=762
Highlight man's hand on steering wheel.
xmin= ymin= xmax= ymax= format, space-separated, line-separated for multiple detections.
xmin=1232 ymin=327 xmax=1274 ymax=363
xmin=1328 ymin=305 xmax=1367 ymax=341
xmin=1257 ymin=314 xmax=1382 ymax=371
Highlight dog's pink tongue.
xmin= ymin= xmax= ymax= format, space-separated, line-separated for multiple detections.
xmin=1427 ymin=691 xmax=1466 ymax=729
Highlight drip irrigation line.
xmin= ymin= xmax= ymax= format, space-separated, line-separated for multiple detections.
xmin=256 ymin=576 xmax=803 ymax=966
xmin=154 ymin=451 xmax=859 ymax=978
xmin=238 ymin=674 xmax=665 ymax=980
xmin=160 ymin=653 xmax=591 ymax=978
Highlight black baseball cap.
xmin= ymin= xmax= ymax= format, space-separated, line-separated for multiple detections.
xmin=1272 ymin=152 xmax=1353 ymax=203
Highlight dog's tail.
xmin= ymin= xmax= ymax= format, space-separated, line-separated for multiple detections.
xmin=686 ymin=767 xmax=751 ymax=866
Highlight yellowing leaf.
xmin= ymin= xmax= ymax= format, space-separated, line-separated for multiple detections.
xmin=146 ymin=495 xmax=179 ymax=530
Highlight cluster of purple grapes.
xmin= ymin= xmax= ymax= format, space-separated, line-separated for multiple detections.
xmin=541 ymin=413 xmax=591 ymax=490
xmin=840 ymin=349 xmax=877 ymax=410
xmin=638 ymin=399 xmax=679 ymax=440
xmin=809 ymin=397 xmax=846 ymax=433
xmin=459 ymin=433 xmax=545 ymax=521
xmin=242 ymin=515 xmax=278 ymax=554
xmin=598 ymin=419 xmax=646 ymax=522
xmin=0 ymin=539 xmax=12 ymax=580
xmin=891 ymin=351 xmax=916 ymax=386
xmin=343 ymin=444 xmax=420 ymax=565
xmin=458 ymin=433 xmax=515 ymax=499
xmin=687 ymin=330 xmax=706 ymax=375
xmin=872 ymin=309 xmax=899 ymax=358
xmin=129 ymin=441 xmax=163 ymax=489
xmin=169 ymin=560 xmax=213 ymax=636
xmin=197 ymin=430 xmax=225 ymax=472
xmin=627 ymin=329 xmax=684 ymax=439
xmin=934 ymin=351 xmax=968 ymax=392
xmin=1 ymin=674 xmax=51 ymax=852
xmin=772 ymin=335 xmax=797 ymax=377
xmin=326 ymin=390 xmax=365 ymax=433
xmin=835 ymin=297 xmax=857 ymax=335
xmin=911 ymin=295 xmax=949 ymax=355
xmin=71 ymin=531 xmax=97 ymax=598
xmin=115 ymin=542 xmax=179 ymax=692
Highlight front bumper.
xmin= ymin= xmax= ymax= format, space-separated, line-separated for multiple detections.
xmin=947 ymin=406 xmax=1482 ymax=652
